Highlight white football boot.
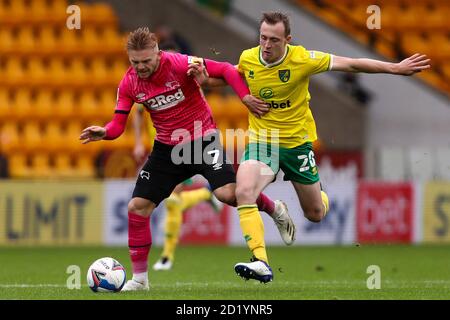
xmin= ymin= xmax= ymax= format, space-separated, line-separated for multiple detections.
xmin=152 ymin=257 xmax=173 ymax=271
xmin=234 ymin=257 xmax=273 ymax=283
xmin=121 ymin=279 xmax=149 ymax=292
xmin=272 ymin=200 xmax=296 ymax=245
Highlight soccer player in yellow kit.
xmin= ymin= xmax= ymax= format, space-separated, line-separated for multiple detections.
xmin=191 ymin=11 xmax=430 ymax=283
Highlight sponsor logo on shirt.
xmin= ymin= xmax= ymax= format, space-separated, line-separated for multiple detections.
xmin=143 ymin=88 xmax=185 ymax=111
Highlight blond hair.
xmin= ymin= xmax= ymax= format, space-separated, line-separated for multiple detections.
xmin=126 ymin=27 xmax=158 ymax=51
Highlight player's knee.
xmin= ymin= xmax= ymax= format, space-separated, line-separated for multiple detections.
xmin=215 ymin=192 xmax=236 ymax=207
xmin=304 ymin=207 xmax=324 ymax=223
xmin=128 ymin=198 xmax=154 ymax=217
xmin=235 ymin=185 xmax=258 ymax=204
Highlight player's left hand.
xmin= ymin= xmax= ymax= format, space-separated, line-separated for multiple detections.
xmin=79 ymin=126 xmax=106 ymax=144
xmin=242 ymin=95 xmax=269 ymax=118
xmin=394 ymin=53 xmax=431 ymax=75
xmin=187 ymin=62 xmax=209 ymax=84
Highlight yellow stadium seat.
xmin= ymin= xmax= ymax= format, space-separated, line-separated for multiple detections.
xmin=35 ymin=89 xmax=55 ymax=120
xmin=67 ymin=58 xmax=88 ymax=86
xmin=80 ymin=26 xmax=101 ymax=54
xmin=43 ymin=121 xmax=65 ymax=153
xmin=79 ymin=91 xmax=100 ymax=120
xmin=23 ymin=121 xmax=43 ymax=152
xmin=4 ymin=57 xmax=26 ymax=86
xmin=102 ymin=27 xmax=125 ymax=54
xmin=48 ymin=58 xmax=68 ymax=86
xmin=11 ymin=88 xmax=33 ymax=120
xmin=47 ymin=0 xmax=69 ymax=24
xmin=54 ymin=89 xmax=75 ymax=120
xmin=54 ymin=153 xmax=76 ymax=178
xmin=7 ymin=0 xmax=27 ymax=23
xmin=28 ymin=58 xmax=48 ymax=86
xmin=8 ymin=153 xmax=30 ymax=178
xmin=0 ymin=28 xmax=14 ymax=54
xmin=64 ymin=121 xmax=84 ymax=154
xmin=0 ymin=89 xmax=12 ymax=119
xmin=111 ymin=59 xmax=129 ymax=83
xmin=37 ymin=26 xmax=57 ymax=56
xmin=91 ymin=57 xmax=109 ymax=86
xmin=29 ymin=0 xmax=49 ymax=24
xmin=75 ymin=154 xmax=95 ymax=178
xmin=77 ymin=2 xmax=117 ymax=26
xmin=59 ymin=29 xmax=81 ymax=54
xmin=16 ymin=27 xmax=36 ymax=52
xmin=0 ymin=123 xmax=20 ymax=154
xmin=99 ymin=90 xmax=116 ymax=120
xmin=30 ymin=152 xmax=52 ymax=178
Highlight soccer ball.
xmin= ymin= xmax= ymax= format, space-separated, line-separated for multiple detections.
xmin=87 ymin=257 xmax=126 ymax=292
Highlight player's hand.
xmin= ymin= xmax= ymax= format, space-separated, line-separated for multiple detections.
xmin=79 ymin=126 xmax=106 ymax=144
xmin=242 ymin=95 xmax=269 ymax=118
xmin=187 ymin=62 xmax=209 ymax=85
xmin=133 ymin=143 xmax=147 ymax=163
xmin=394 ymin=53 xmax=431 ymax=75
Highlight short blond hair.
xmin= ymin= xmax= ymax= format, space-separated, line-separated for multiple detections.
xmin=126 ymin=27 xmax=158 ymax=51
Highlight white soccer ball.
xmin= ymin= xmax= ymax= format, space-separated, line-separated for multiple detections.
xmin=87 ymin=257 xmax=126 ymax=292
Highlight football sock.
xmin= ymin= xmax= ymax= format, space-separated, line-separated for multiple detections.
xmin=162 ymin=195 xmax=184 ymax=261
xmin=128 ymin=212 xmax=152 ymax=276
xmin=321 ymin=190 xmax=330 ymax=217
xmin=180 ymin=188 xmax=211 ymax=211
xmin=256 ymin=193 xmax=275 ymax=216
xmin=237 ymin=204 xmax=268 ymax=264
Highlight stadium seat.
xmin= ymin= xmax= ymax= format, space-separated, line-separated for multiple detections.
xmin=48 ymin=58 xmax=68 ymax=86
xmin=80 ymin=26 xmax=102 ymax=54
xmin=0 ymin=88 xmax=11 ymax=119
xmin=16 ymin=27 xmax=36 ymax=53
xmin=67 ymin=58 xmax=88 ymax=86
xmin=11 ymin=88 xmax=33 ymax=120
xmin=35 ymin=89 xmax=55 ymax=120
xmin=8 ymin=152 xmax=30 ymax=178
xmin=91 ymin=58 xmax=109 ymax=86
xmin=54 ymin=89 xmax=75 ymax=120
xmin=79 ymin=91 xmax=100 ymax=121
xmin=74 ymin=154 xmax=95 ymax=178
xmin=23 ymin=122 xmax=43 ymax=152
xmin=37 ymin=26 xmax=57 ymax=56
xmin=54 ymin=153 xmax=76 ymax=178
xmin=59 ymin=29 xmax=81 ymax=55
xmin=28 ymin=58 xmax=48 ymax=86
xmin=0 ymin=123 xmax=20 ymax=154
xmin=43 ymin=121 xmax=64 ymax=152
xmin=30 ymin=152 xmax=52 ymax=178
xmin=0 ymin=28 xmax=14 ymax=55
xmin=4 ymin=57 xmax=26 ymax=86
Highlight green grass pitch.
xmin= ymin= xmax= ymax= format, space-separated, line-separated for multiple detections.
xmin=0 ymin=245 xmax=449 ymax=300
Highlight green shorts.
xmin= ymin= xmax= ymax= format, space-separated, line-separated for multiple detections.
xmin=241 ymin=142 xmax=320 ymax=185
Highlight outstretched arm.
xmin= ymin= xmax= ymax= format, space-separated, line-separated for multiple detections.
xmin=188 ymin=60 xmax=269 ymax=117
xmin=79 ymin=111 xmax=128 ymax=144
xmin=331 ymin=53 xmax=431 ymax=75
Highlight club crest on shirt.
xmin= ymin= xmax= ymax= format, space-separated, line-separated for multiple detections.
xmin=279 ymin=69 xmax=290 ymax=83
xmin=165 ymin=81 xmax=180 ymax=90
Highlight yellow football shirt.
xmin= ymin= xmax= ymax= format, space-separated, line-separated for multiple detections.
xmin=238 ymin=44 xmax=331 ymax=148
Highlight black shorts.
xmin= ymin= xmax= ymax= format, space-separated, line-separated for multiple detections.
xmin=132 ymin=133 xmax=236 ymax=206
